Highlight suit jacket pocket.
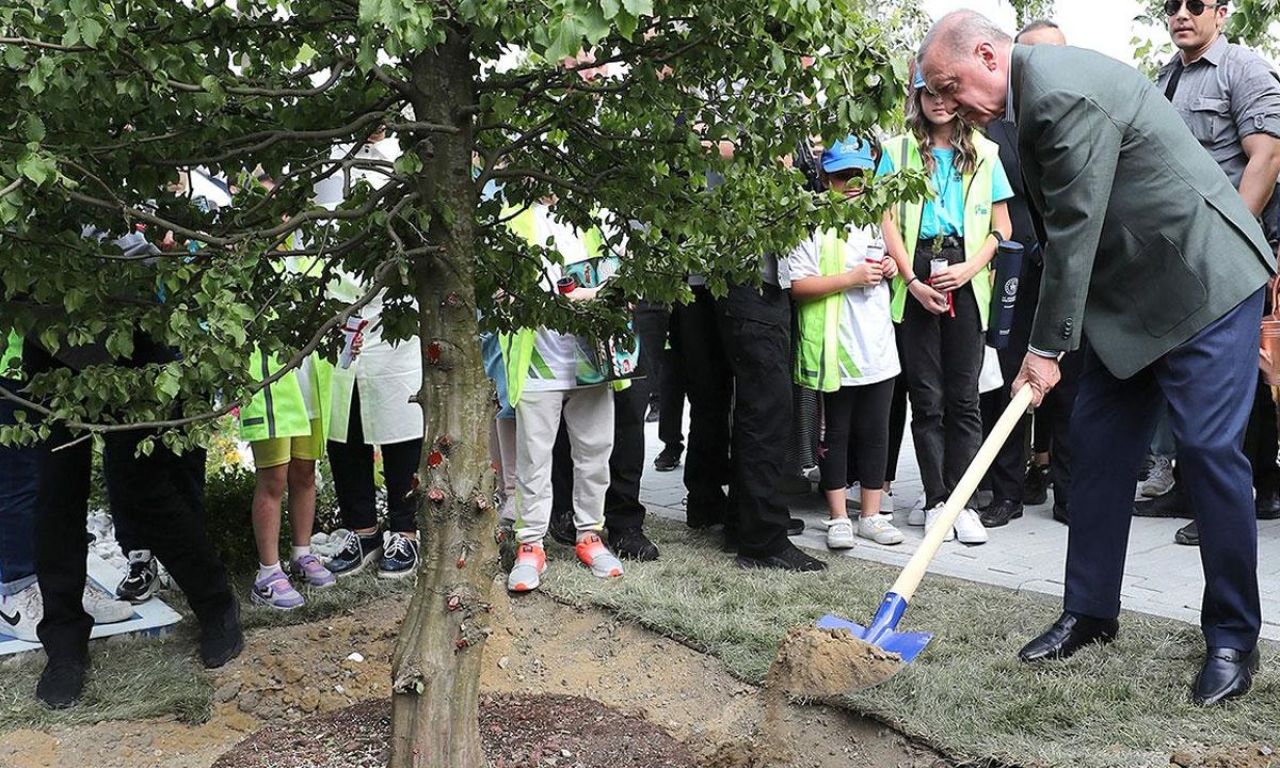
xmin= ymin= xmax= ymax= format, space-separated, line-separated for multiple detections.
xmin=1117 ymin=234 xmax=1207 ymax=338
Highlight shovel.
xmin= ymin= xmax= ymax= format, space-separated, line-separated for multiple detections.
xmin=817 ymin=385 xmax=1036 ymax=668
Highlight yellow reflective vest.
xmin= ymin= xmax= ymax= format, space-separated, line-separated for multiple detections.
xmin=794 ymin=229 xmax=865 ymax=393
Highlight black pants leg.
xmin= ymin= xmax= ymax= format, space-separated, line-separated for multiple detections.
xmin=657 ymin=307 xmax=686 ymax=454
xmin=1048 ymin=350 xmax=1080 ymax=510
xmin=821 ymin=380 xmax=896 ymax=492
xmin=34 ymin=421 xmax=94 ymax=663
xmin=680 ymin=286 xmax=732 ymax=525
xmin=884 ymin=370 xmax=908 ymax=483
xmin=604 ymin=303 xmax=667 ymax=533
xmin=717 ymin=284 xmax=793 ymax=558
xmin=327 ymin=385 xmax=378 ymax=531
xmin=381 ymin=438 xmax=423 ymax=533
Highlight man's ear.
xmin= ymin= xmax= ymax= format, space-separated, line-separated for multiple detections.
xmin=977 ymin=42 xmax=999 ymax=72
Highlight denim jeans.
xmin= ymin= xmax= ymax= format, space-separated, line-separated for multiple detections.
xmin=0 ymin=377 xmax=38 ymax=596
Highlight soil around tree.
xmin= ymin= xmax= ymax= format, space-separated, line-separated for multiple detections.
xmin=211 ymin=694 xmax=697 ymax=768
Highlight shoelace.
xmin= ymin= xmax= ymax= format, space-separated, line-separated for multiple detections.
xmin=385 ymin=535 xmax=413 ymax=559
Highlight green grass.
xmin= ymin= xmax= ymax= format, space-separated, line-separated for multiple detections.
xmin=538 ymin=517 xmax=1280 ymax=768
xmin=0 ymin=570 xmax=413 ymax=733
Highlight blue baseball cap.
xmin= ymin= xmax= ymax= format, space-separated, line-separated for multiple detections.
xmin=913 ymin=70 xmax=926 ymax=90
xmin=821 ymin=136 xmax=876 ymax=173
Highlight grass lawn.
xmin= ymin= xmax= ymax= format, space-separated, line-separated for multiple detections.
xmin=539 ymin=517 xmax=1280 ymax=768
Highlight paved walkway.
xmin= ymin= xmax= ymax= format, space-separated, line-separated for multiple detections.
xmin=637 ymin=418 xmax=1280 ymax=641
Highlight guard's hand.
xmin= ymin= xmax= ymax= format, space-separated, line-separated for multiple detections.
xmin=930 ymin=262 xmax=973 ymax=292
xmin=1012 ymin=353 xmax=1061 ymax=408
xmin=909 ymin=280 xmax=950 ymax=314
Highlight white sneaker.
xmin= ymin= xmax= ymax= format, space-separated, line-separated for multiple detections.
xmin=907 ymin=494 xmax=928 ymax=527
xmin=83 ymin=581 xmax=134 ymax=624
xmin=0 ymin=582 xmax=43 ymax=642
xmin=802 ymin=465 xmax=822 ymax=483
xmin=953 ymin=508 xmax=989 ymax=545
xmin=1135 ymin=455 xmax=1174 ymax=500
xmin=856 ymin=515 xmax=904 ymax=545
xmin=924 ymin=504 xmax=955 ymax=542
xmin=845 ymin=483 xmax=861 ymax=509
xmin=824 ymin=518 xmax=856 ymax=550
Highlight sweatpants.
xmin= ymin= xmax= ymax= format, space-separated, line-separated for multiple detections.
xmin=515 ymin=386 xmax=614 ymax=544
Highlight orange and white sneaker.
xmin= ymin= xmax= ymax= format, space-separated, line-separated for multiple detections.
xmin=506 ymin=543 xmax=547 ymax=593
xmin=575 ymin=533 xmax=624 ymax=579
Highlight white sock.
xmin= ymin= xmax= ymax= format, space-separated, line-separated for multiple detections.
xmin=291 ymin=545 xmax=311 ymax=562
xmin=258 ymin=562 xmax=283 ymax=581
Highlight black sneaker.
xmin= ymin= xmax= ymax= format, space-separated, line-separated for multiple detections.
xmin=609 ymin=527 xmax=659 ymax=561
xmin=653 ymin=446 xmax=682 ymax=472
xmin=378 ymin=533 xmax=420 ymax=579
xmin=645 ymin=404 xmax=661 ymax=423
xmin=787 ymin=517 xmax=805 ymax=536
xmin=1052 ymin=503 xmax=1070 ymax=525
xmin=116 ymin=551 xmax=158 ymax=603
xmin=736 ymin=542 xmax=827 ymax=572
xmin=980 ymin=499 xmax=1024 ymax=528
xmin=548 ymin=508 xmax=577 ymax=546
xmin=1023 ymin=463 xmax=1050 ymax=505
xmin=1175 ymin=520 xmax=1200 ymax=546
xmin=328 ymin=530 xmax=383 ymax=577
xmin=37 ymin=657 xmax=87 ymax=710
xmin=199 ymin=599 xmax=244 ymax=669
xmin=1133 ymin=487 xmax=1194 ymax=519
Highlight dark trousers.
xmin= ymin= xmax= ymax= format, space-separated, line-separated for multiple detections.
xmin=900 ymin=244 xmax=985 ymax=508
xmin=658 ymin=306 xmax=687 ymax=453
xmin=679 ymin=283 xmax=792 ymax=558
xmin=820 ymin=379 xmax=896 ymax=492
xmin=551 ymin=304 xmax=667 ymax=532
xmin=110 ymin=445 xmax=206 ymax=557
xmin=981 ymin=256 xmax=1080 ymax=508
xmin=1065 ymin=290 xmax=1264 ymax=651
xmin=0 ymin=379 xmax=38 ymax=594
xmin=327 ymin=384 xmax=422 ymax=534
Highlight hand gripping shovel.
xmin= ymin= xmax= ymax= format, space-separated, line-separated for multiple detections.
xmin=816 ymin=385 xmax=1036 ymax=680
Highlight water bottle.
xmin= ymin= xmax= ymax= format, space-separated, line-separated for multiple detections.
xmin=986 ymin=240 xmax=1024 ymax=348
xmin=864 ymin=239 xmax=885 ymax=295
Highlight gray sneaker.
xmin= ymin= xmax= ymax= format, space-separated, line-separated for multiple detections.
xmin=83 ymin=582 xmax=134 ymax=624
xmin=1135 ymin=455 xmax=1174 ymax=500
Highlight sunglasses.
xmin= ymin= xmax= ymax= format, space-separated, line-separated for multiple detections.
xmin=1164 ymin=0 xmax=1220 ymax=16
xmin=827 ymin=168 xmax=867 ymax=184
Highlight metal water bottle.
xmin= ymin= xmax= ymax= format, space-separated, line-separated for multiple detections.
xmin=986 ymin=240 xmax=1024 ymax=348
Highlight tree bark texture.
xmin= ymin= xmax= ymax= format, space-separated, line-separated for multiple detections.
xmin=389 ymin=27 xmax=498 ymax=768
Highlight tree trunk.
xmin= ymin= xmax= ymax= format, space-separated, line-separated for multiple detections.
xmin=389 ymin=27 xmax=496 ymax=768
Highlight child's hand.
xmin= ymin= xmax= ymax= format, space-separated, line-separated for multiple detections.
xmin=881 ymin=257 xmax=898 ymax=279
xmin=930 ymin=263 xmax=974 ymax=292
xmin=910 ymin=280 xmax=950 ymax=314
xmin=851 ymin=260 xmax=884 ymax=287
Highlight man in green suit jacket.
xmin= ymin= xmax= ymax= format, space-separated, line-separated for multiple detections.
xmin=918 ymin=9 xmax=1276 ymax=706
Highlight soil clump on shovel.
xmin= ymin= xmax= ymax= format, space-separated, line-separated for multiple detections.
xmin=769 ymin=626 xmax=904 ymax=698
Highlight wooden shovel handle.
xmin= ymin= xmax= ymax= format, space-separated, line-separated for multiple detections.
xmin=889 ymin=385 xmax=1036 ymax=602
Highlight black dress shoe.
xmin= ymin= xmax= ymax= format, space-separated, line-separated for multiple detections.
xmin=736 ymin=542 xmax=827 ymax=572
xmin=1051 ymin=503 xmax=1070 ymax=525
xmin=1022 ymin=463 xmax=1050 ymax=505
xmin=980 ymin=499 xmax=1023 ymax=528
xmin=787 ymin=517 xmax=805 ymax=536
xmin=1192 ymin=646 xmax=1259 ymax=706
xmin=609 ymin=527 xmax=659 ymax=561
xmin=199 ymin=599 xmax=245 ymax=669
xmin=1174 ymin=520 xmax=1199 ymax=546
xmin=37 ymin=657 xmax=88 ymax=709
xmin=1018 ymin=612 xmax=1119 ymax=662
xmin=1256 ymin=490 xmax=1280 ymax=520
xmin=1133 ymin=486 xmax=1194 ymax=519
xmin=653 ymin=445 xmax=682 ymax=472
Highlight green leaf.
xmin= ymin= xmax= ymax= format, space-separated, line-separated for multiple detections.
xmin=24 ymin=113 xmax=45 ymax=143
xmin=17 ymin=152 xmax=53 ymax=186
xmin=80 ymin=17 xmax=104 ymax=48
xmin=580 ymin=6 xmax=611 ymax=44
xmin=394 ymin=152 xmax=423 ymax=174
xmin=3 ymin=45 xmax=24 ymax=68
xmin=621 ymin=0 xmax=652 ymax=16
xmin=601 ymin=0 xmax=621 ymax=19
xmin=545 ymin=15 xmax=586 ymax=62
xmin=155 ymin=367 xmax=181 ymax=399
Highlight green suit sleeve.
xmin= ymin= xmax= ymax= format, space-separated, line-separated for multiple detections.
xmin=1025 ymin=89 xmax=1123 ymax=354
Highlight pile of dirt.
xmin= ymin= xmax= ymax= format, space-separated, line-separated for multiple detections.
xmin=768 ymin=626 xmax=903 ymax=698
xmin=1170 ymin=744 xmax=1280 ymax=768
xmin=211 ymin=694 xmax=697 ymax=768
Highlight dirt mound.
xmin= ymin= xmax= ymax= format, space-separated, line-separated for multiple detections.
xmin=1170 ymin=744 xmax=1280 ymax=768
xmin=768 ymin=626 xmax=903 ymax=698
xmin=211 ymin=694 xmax=697 ymax=768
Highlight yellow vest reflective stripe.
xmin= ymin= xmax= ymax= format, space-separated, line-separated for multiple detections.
xmin=238 ymin=350 xmax=332 ymax=444
xmin=1 ymin=331 xmax=23 ymax=380
xmin=887 ymin=133 xmax=999 ymax=331
xmin=794 ymin=230 xmax=861 ymax=392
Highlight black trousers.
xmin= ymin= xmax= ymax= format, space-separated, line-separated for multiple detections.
xmin=658 ymin=307 xmax=687 ymax=453
xmin=900 ymin=243 xmax=985 ymax=508
xmin=678 ymin=283 xmax=792 ymax=558
xmin=327 ymin=384 xmax=422 ymax=534
xmin=26 ymin=342 xmax=232 ymax=663
xmin=820 ymin=379 xmax=896 ymax=492
xmin=550 ymin=304 xmax=668 ymax=532
xmin=111 ymin=447 xmax=206 ymax=556
xmin=980 ymin=255 xmax=1080 ymax=508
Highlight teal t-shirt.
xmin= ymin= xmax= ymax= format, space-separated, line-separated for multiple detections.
xmin=876 ymin=146 xmax=1013 ymax=239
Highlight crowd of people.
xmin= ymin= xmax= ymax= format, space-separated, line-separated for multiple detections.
xmin=2 ymin=2 xmax=1280 ymax=711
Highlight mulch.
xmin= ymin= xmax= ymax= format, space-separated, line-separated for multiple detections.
xmin=211 ymin=693 xmax=697 ymax=768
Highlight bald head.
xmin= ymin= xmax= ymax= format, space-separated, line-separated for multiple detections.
xmin=1016 ymin=19 xmax=1066 ymax=46
xmin=917 ymin=10 xmax=1013 ymax=126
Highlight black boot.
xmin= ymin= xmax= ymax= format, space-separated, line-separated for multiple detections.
xmin=37 ymin=656 xmax=88 ymax=709
xmin=199 ymin=599 xmax=244 ymax=669
xmin=609 ymin=527 xmax=660 ymax=561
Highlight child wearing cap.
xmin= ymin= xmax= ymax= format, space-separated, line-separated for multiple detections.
xmin=876 ymin=63 xmax=1012 ymax=545
xmin=789 ymin=137 xmax=906 ymax=549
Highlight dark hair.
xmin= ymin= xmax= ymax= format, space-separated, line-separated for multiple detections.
xmin=1015 ymin=19 xmax=1060 ymax=42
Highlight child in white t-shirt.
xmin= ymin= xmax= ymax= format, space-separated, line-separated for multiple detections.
xmin=789 ymin=137 xmax=905 ymax=550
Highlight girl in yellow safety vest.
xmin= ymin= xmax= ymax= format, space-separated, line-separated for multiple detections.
xmin=877 ymin=64 xmax=1012 ymax=546
xmin=791 ymin=137 xmax=907 ymax=550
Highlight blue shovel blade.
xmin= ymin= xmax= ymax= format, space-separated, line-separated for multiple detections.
xmin=817 ymin=592 xmax=934 ymax=665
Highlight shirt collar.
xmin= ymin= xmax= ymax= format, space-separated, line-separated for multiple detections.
xmin=1004 ymin=48 xmax=1017 ymax=125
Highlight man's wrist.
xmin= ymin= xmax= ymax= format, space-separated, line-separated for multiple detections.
xmin=1027 ymin=345 xmax=1059 ymax=359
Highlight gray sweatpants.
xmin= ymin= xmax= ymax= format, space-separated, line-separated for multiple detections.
xmin=514 ymin=385 xmax=614 ymax=544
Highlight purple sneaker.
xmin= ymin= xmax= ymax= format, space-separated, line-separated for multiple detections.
xmin=251 ymin=570 xmax=304 ymax=611
xmin=291 ymin=554 xmax=336 ymax=589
